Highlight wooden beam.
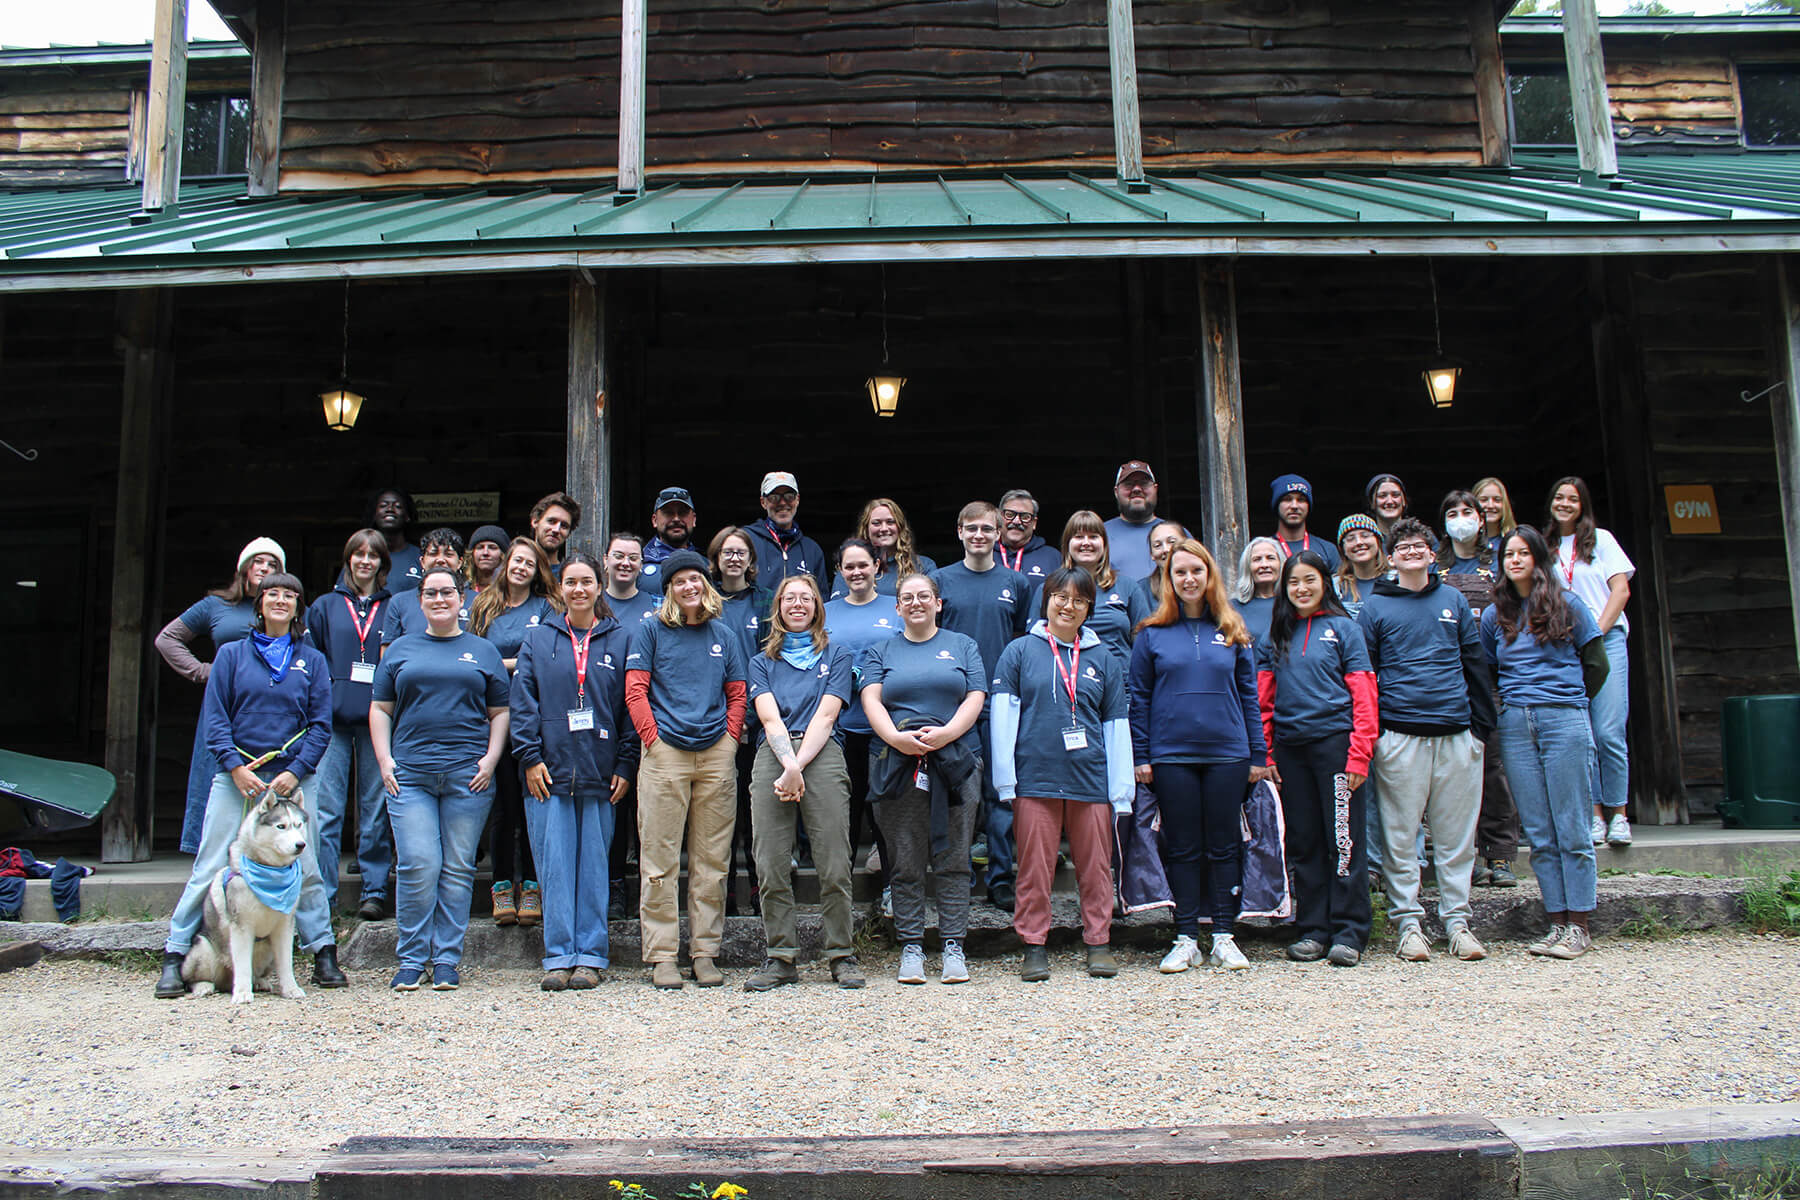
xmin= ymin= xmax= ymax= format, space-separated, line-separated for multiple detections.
xmin=247 ymin=0 xmax=285 ymax=197
xmin=1106 ymin=0 xmax=1144 ymax=186
xmin=1197 ymin=259 xmax=1248 ymax=581
xmin=1590 ymin=258 xmax=1685 ymax=823
xmin=102 ymin=289 xmax=174 ymax=862
xmin=141 ymin=0 xmax=189 ymax=210
xmin=1773 ymin=254 xmax=1800 ymax=672
xmin=1561 ymin=0 xmax=1618 ymax=177
xmin=567 ymin=271 xmax=611 ymax=559
xmin=1467 ymin=0 xmax=1511 ymax=168
xmin=617 ymin=0 xmax=647 ymax=195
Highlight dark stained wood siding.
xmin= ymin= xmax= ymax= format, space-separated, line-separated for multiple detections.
xmin=0 ymin=79 xmax=134 ymax=185
xmin=278 ymin=0 xmax=1485 ymax=189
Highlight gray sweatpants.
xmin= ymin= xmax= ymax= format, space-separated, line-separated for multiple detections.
xmin=876 ymin=771 xmax=981 ymax=944
xmin=1371 ymin=729 xmax=1483 ymax=935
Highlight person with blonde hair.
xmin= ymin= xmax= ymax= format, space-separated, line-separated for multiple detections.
xmin=624 ymin=550 xmax=748 ymax=989
xmin=831 ymin=497 xmax=936 ymax=599
xmin=1473 ymin=477 xmax=1516 ymax=559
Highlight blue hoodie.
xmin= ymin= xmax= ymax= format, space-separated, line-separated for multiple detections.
xmin=201 ymin=636 xmax=333 ymax=778
xmin=510 ymin=612 xmax=639 ymax=798
xmin=746 ymin=520 xmax=827 ymax=585
xmin=1356 ymin=576 xmax=1496 ymax=740
xmin=990 ymin=621 xmax=1133 ymax=809
xmin=1128 ymin=615 xmax=1264 ymax=766
xmin=305 ymin=584 xmax=392 ymax=726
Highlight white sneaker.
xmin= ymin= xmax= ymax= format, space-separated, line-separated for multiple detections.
xmin=897 ymin=942 xmax=926 ymax=985
xmin=1396 ymin=926 xmax=1431 ymax=962
xmin=1448 ymin=927 xmax=1487 ymax=961
xmin=1590 ymin=813 xmax=1606 ymax=845
xmin=1544 ymin=925 xmax=1593 ymax=959
xmin=940 ymin=939 xmax=969 ymax=985
xmin=1527 ymin=924 xmax=1567 ymax=956
xmin=880 ymin=886 xmax=893 ymax=919
xmin=1208 ymin=934 xmax=1249 ymax=970
xmin=1159 ymin=934 xmax=1201 ymax=973
xmin=1606 ymin=814 xmax=1633 ymax=846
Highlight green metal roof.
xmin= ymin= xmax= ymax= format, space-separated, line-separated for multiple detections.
xmin=2 ymin=151 xmax=1798 ymax=291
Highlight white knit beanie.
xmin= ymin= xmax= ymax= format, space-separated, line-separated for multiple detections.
xmin=237 ymin=536 xmax=287 ymax=572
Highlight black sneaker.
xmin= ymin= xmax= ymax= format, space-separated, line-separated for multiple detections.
xmin=1286 ymin=938 xmax=1328 ymax=962
xmin=743 ymin=957 xmax=798 ymax=992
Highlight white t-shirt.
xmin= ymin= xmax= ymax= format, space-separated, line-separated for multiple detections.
xmin=1554 ymin=527 xmax=1634 ymax=636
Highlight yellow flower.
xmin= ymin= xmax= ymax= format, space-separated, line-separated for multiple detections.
xmin=712 ymin=1185 xmax=749 ymax=1199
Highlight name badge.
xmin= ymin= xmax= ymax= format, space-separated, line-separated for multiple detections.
xmin=350 ymin=661 xmax=376 ymax=684
xmin=1062 ymin=727 xmax=1089 ymax=752
xmin=567 ymin=708 xmax=595 ymax=732
xmin=912 ymin=762 xmax=929 ymax=792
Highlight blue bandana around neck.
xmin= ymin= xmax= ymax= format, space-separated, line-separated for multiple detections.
xmin=779 ymin=631 xmax=823 ymax=671
xmin=229 ymin=854 xmax=303 ymax=914
xmin=251 ymin=631 xmax=295 ymax=682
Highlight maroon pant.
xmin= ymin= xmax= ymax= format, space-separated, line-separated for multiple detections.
xmin=1013 ymin=796 xmax=1116 ymax=946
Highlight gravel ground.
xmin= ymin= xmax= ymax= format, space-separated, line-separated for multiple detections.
xmin=2 ymin=931 xmax=1796 ymax=1151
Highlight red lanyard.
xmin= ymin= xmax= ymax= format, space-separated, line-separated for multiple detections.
xmin=997 ymin=545 xmax=1023 ymax=572
xmin=343 ymin=596 xmax=382 ymax=659
xmin=1558 ymin=541 xmax=1578 ymax=587
xmin=1277 ymin=532 xmax=1309 ymax=559
xmin=765 ymin=521 xmax=793 ymax=564
xmin=568 ymin=624 xmax=595 ymax=704
xmin=1046 ymin=630 xmax=1080 ymax=715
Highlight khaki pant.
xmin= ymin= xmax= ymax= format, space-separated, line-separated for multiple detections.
xmin=637 ymin=735 xmax=738 ymax=963
xmin=750 ymin=736 xmax=853 ymax=962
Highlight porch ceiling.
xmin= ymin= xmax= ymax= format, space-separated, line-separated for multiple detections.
xmin=2 ymin=151 xmax=1799 ymax=292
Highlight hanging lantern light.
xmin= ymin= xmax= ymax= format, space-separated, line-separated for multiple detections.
xmin=865 ymin=263 xmax=904 ymax=417
xmin=1422 ymin=258 xmax=1461 ymax=410
xmin=320 ymin=278 xmax=367 ymax=431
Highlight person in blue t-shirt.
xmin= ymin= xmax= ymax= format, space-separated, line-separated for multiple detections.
xmin=824 ymin=538 xmax=901 ymax=906
xmin=599 ymin=531 xmax=657 ymax=909
xmin=1104 ymin=460 xmax=1161 ymax=583
xmin=469 ymin=537 xmax=563 ymax=930
xmin=381 ymin=528 xmax=470 ymax=647
xmin=1229 ymin=535 xmax=1283 ymax=647
xmin=992 ymin=567 xmax=1133 ymax=983
xmin=931 ymin=500 xmax=1030 ymax=911
xmin=830 ymin=498 xmax=938 ymax=599
xmin=370 ymin=567 xmax=511 ymax=993
xmin=707 ymin=525 xmax=774 ymax=918
xmin=1136 ymin=519 xmax=1190 ymax=613
xmin=157 ymin=536 xmax=287 ymax=855
xmin=1028 ymin=510 xmax=1149 ymax=669
xmin=155 ymin=571 xmax=341 ymax=999
xmin=368 ymin=487 xmax=423 ymax=590
xmin=1483 ymin=525 xmax=1610 ymax=962
xmin=861 ymin=571 xmax=987 ymax=986
xmin=744 ymin=574 xmax=862 ymax=992
xmin=624 ymin=550 xmax=749 ymax=990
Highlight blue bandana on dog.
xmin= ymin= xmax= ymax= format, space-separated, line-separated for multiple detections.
xmin=226 ymin=856 xmax=302 ymax=914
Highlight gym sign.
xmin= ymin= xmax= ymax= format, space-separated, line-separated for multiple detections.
xmin=1665 ymin=485 xmax=1721 ymax=535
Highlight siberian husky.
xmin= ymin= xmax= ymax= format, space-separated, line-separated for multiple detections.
xmin=182 ymin=790 xmax=309 ymax=1004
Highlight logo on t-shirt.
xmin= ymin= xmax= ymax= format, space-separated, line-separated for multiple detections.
xmin=935 ymin=649 xmax=957 ymax=661
xmin=999 ymin=588 xmax=1014 ymax=603
xmin=1213 ymin=632 xmax=1229 ymax=646
xmin=1439 ymin=609 xmax=1457 ymax=625
xmin=293 ymin=658 xmax=309 ymax=673
xmin=1084 ymin=665 xmax=1099 ymax=679
xmin=601 ymin=653 xmax=615 ymax=670
xmin=527 ymin=615 xmax=540 ymax=627
xmin=1107 ymin=593 xmax=1121 ymax=605
xmin=875 ymin=617 xmax=892 ymax=628
xmin=1321 ymin=628 xmax=1339 ymax=643
xmin=459 ymin=651 xmax=476 ymax=663
xmin=709 ymin=643 xmax=724 ymax=657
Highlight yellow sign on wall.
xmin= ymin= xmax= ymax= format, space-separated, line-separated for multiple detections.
xmin=1665 ymin=485 xmax=1721 ymax=535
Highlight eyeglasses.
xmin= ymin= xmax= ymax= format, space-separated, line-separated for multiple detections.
xmin=1001 ymin=511 xmax=1035 ymax=526
xmin=719 ymin=548 xmax=750 ymax=559
xmin=961 ymin=524 xmax=998 ymax=536
xmin=421 ymin=588 xmax=460 ymax=599
xmin=1391 ymin=542 xmax=1433 ymax=556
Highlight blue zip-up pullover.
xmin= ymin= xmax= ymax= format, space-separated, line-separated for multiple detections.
xmin=990 ymin=621 xmax=1133 ymax=810
xmin=201 ymin=635 xmax=333 ymax=777
xmin=1128 ymin=615 xmax=1264 ymax=766
xmin=746 ymin=520 xmax=827 ymax=585
xmin=1356 ymin=576 xmax=1496 ymax=740
xmin=510 ymin=612 xmax=640 ymax=797
xmin=306 ymin=584 xmax=392 ymax=726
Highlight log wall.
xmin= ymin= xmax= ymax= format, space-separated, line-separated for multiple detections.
xmin=277 ymin=0 xmax=1486 ymax=189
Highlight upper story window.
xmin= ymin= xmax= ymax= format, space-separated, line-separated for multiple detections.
xmin=182 ymin=93 xmax=250 ymax=177
xmin=1508 ymin=70 xmax=1574 ymax=146
xmin=1740 ymin=67 xmax=1800 ymax=148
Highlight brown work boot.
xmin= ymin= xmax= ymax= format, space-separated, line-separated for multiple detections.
xmin=491 ymin=881 xmax=517 ymax=926
xmin=540 ymin=968 xmax=572 ymax=992
xmin=691 ymin=957 xmax=724 ymax=987
xmin=651 ymin=961 xmax=683 ymax=989
xmin=516 ymin=882 xmax=542 ymax=927
xmin=569 ymin=966 xmax=603 ymax=989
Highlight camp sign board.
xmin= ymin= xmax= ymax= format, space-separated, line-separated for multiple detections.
xmin=414 ymin=492 xmax=501 ymax=523
xmin=1664 ymin=485 xmax=1721 ymax=535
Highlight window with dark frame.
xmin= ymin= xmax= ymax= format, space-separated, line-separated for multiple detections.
xmin=1740 ymin=67 xmax=1800 ymax=148
xmin=180 ymin=94 xmax=251 ymax=178
xmin=1507 ymin=70 xmax=1575 ymax=146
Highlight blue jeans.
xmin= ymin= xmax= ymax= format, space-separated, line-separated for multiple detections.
xmin=388 ymin=764 xmax=495 ymax=970
xmin=1499 ymin=704 xmax=1598 ymax=914
xmin=524 ymin=791 xmax=616 ymax=970
xmin=180 ymin=723 xmax=219 ymax=854
xmin=1588 ymin=627 xmax=1630 ymax=813
xmin=976 ymin=714 xmax=1014 ymax=891
xmin=313 ymin=724 xmax=391 ymax=911
xmin=164 ymin=771 xmax=334 ymax=956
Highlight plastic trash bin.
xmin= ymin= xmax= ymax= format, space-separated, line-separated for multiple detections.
xmin=1718 ymin=694 xmax=1800 ymax=829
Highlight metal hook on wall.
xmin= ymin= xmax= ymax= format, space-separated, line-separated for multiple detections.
xmin=1 ymin=437 xmax=38 ymax=462
xmin=1741 ymin=380 xmax=1789 ymax=405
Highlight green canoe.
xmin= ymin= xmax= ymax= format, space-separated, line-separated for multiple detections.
xmin=0 ymin=749 xmax=117 ymax=835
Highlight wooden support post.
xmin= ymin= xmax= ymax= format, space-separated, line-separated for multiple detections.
xmin=247 ymin=0 xmax=286 ymax=197
xmin=1591 ymin=259 xmax=1686 ymax=824
xmin=1197 ymin=259 xmax=1248 ymax=581
xmin=1468 ymin=0 xmax=1511 ymax=169
xmin=1773 ymin=255 xmax=1800 ymax=672
xmin=1561 ymin=0 xmax=1617 ymax=178
xmin=567 ymin=272 xmax=611 ymax=559
xmin=141 ymin=0 xmax=189 ymax=211
xmin=1107 ymin=0 xmax=1145 ymax=186
xmin=102 ymin=289 xmax=174 ymax=862
xmin=617 ymin=0 xmax=648 ymax=196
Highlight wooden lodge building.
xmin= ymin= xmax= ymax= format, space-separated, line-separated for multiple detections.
xmin=2 ymin=2 xmax=1798 ymax=859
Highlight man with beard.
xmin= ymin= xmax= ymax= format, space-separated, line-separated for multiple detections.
xmin=639 ymin=487 xmax=698 ymax=594
xmin=994 ymin=489 xmax=1062 ymax=585
xmin=529 ymin=492 xmax=581 ymax=574
xmin=368 ymin=487 xmax=421 ymax=588
xmin=1104 ymin=462 xmax=1160 ymax=582
xmin=1271 ymin=474 xmax=1341 ymax=573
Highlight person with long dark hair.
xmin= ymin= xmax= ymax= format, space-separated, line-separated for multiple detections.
xmin=709 ymin=524 xmax=774 ymax=917
xmin=1544 ymin=476 xmax=1635 ymax=847
xmin=1256 ymin=551 xmax=1378 ymax=967
xmin=1482 ymin=525 xmax=1611 ymax=960
xmin=1131 ymin=538 xmax=1271 ymax=974
xmin=1365 ymin=473 xmax=1410 ymax=544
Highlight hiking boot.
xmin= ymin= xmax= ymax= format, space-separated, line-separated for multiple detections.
xmin=516 ymin=881 xmax=542 ymax=927
xmin=1606 ymin=814 xmax=1633 ymax=846
xmin=1327 ymin=943 xmax=1361 ymax=968
xmin=1544 ymin=925 xmax=1593 ymax=959
xmin=569 ymin=966 xmax=603 ymax=989
xmin=651 ymin=961 xmax=684 ymax=989
xmin=1286 ymin=938 xmax=1328 ymax=962
xmin=312 ymin=946 xmax=348 ymax=988
xmin=941 ymin=938 xmax=969 ymax=984
xmin=1208 ymin=934 xmax=1249 ymax=971
xmin=1159 ymin=934 xmax=1201 ymax=973
xmin=831 ymin=956 xmax=866 ymax=989
xmin=1396 ymin=926 xmax=1432 ymax=962
xmin=491 ymin=881 xmax=517 ymax=926
xmin=744 ymin=957 xmax=799 ymax=992
xmin=1590 ymin=813 xmax=1607 ymax=845
xmin=1449 ymin=927 xmax=1487 ymax=961
xmin=357 ymin=896 xmax=388 ymax=920
xmin=154 ymin=951 xmax=187 ymax=999
xmin=897 ymin=942 xmax=926 ymax=984
xmin=540 ymin=968 xmax=572 ymax=991
xmin=691 ymin=957 xmax=724 ymax=987
xmin=1471 ymin=861 xmax=1493 ymax=888
xmin=1527 ymin=924 xmax=1568 ymax=956
xmin=1020 ymin=944 xmax=1051 ymax=982
xmin=989 ymin=882 xmax=1016 ymax=913
xmin=1085 ymin=944 xmax=1119 ymax=978
xmin=1487 ymin=860 xmax=1520 ymax=888
xmin=430 ymin=964 xmax=460 ymax=991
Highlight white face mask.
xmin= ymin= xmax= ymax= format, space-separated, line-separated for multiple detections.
xmin=1446 ymin=516 xmax=1481 ymax=544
